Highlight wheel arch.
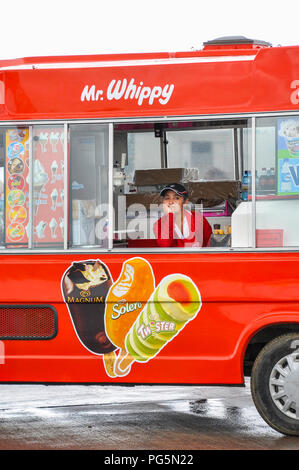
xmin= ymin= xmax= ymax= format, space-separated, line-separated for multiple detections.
xmin=242 ymin=320 xmax=299 ymax=377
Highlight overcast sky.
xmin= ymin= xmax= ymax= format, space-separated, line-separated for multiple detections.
xmin=1 ymin=0 xmax=299 ymax=60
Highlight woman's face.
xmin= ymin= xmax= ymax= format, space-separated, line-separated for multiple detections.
xmin=162 ymin=190 xmax=186 ymax=214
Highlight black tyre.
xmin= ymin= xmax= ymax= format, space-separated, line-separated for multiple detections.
xmin=251 ymin=333 xmax=299 ymax=436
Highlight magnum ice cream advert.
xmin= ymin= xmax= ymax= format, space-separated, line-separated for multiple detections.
xmin=32 ymin=128 xmax=64 ymax=244
xmin=61 ymin=257 xmax=202 ymax=378
xmin=5 ymin=129 xmax=29 ymax=245
xmin=62 ymin=260 xmax=115 ymax=354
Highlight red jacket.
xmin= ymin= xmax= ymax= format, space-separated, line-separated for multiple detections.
xmin=153 ymin=210 xmax=212 ymax=248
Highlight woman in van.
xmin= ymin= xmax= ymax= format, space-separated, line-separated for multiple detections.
xmin=153 ymin=183 xmax=212 ymax=248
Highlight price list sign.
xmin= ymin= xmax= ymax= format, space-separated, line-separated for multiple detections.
xmin=5 ymin=129 xmax=29 ymax=246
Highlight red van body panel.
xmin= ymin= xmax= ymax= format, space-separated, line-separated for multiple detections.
xmin=0 ymin=252 xmax=298 ymax=384
xmin=0 ymin=46 xmax=298 ymax=121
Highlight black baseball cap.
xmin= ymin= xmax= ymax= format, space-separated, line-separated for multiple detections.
xmin=160 ymin=183 xmax=188 ymax=198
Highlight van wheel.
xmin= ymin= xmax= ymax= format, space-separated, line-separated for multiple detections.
xmin=251 ymin=333 xmax=299 ymax=436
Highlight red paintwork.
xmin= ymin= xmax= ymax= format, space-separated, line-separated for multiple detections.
xmin=1 ymin=252 xmax=299 ymax=384
xmin=0 ymin=45 xmax=298 ymax=120
xmin=0 ymin=41 xmax=299 ymax=384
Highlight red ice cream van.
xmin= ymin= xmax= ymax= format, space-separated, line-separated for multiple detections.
xmin=1 ymin=35 xmax=299 ymax=435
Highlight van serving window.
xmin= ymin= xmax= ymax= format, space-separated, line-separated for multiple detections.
xmin=113 ymin=119 xmax=249 ymax=249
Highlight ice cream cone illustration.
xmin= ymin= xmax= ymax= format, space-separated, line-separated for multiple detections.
xmin=31 ymin=160 xmax=48 ymax=214
xmin=113 ymin=273 xmax=201 ymax=377
xmin=51 ymin=160 xmax=58 ymax=182
xmin=39 ymin=132 xmax=48 ymax=152
xmin=104 ymin=258 xmax=155 ymax=377
xmin=50 ymin=132 xmax=59 ymax=152
xmin=49 ymin=217 xmax=58 ymax=238
xmin=35 ymin=221 xmax=47 ymax=239
xmin=51 ymin=188 xmax=58 ymax=211
xmin=61 ymin=260 xmax=116 ymax=355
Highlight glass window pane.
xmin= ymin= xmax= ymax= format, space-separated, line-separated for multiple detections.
xmin=167 ymin=129 xmax=235 ymax=180
xmin=255 ymin=116 xmax=299 ymax=248
xmin=69 ymin=124 xmax=109 ymax=248
xmin=126 ymin=132 xmax=161 ymax=184
xmin=32 ymin=125 xmax=65 ymax=248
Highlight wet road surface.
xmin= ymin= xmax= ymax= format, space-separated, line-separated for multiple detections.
xmin=0 ymin=379 xmax=299 ymax=450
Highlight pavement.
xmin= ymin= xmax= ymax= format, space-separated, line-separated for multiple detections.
xmin=0 ymin=378 xmax=299 ymax=451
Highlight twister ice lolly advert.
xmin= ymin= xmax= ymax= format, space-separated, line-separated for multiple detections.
xmin=114 ymin=273 xmax=201 ymax=376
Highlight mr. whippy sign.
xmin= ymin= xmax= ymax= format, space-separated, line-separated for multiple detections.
xmin=81 ymin=78 xmax=174 ymax=106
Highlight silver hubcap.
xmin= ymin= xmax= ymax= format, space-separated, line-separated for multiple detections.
xmin=269 ymin=353 xmax=299 ymax=420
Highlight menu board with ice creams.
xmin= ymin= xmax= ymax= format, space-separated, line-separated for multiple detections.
xmin=33 ymin=128 xmax=64 ymax=245
xmin=277 ymin=118 xmax=299 ymax=195
xmin=5 ymin=129 xmax=29 ymax=246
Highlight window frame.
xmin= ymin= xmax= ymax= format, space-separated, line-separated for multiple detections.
xmin=68 ymin=122 xmax=111 ymax=249
xmin=0 ymin=112 xmax=298 ymax=253
xmin=28 ymin=124 xmax=68 ymax=250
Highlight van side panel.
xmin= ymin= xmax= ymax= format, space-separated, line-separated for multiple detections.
xmin=0 ymin=252 xmax=298 ymax=384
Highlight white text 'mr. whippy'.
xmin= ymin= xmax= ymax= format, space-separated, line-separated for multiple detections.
xmin=81 ymin=79 xmax=175 ymax=106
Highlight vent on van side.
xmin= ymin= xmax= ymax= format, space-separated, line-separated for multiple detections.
xmin=0 ymin=305 xmax=58 ymax=340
